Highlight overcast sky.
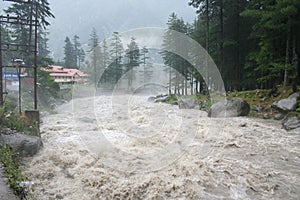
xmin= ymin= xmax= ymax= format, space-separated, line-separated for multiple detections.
xmin=47 ymin=0 xmax=196 ymax=59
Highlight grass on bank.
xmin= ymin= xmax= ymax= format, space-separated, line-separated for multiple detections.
xmin=0 ymin=145 xmax=26 ymax=197
xmin=159 ymin=85 xmax=300 ymax=116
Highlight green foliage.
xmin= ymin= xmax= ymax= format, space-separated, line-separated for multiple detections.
xmin=189 ymin=0 xmax=300 ymax=90
xmin=124 ymin=37 xmax=140 ymax=90
xmin=2 ymin=114 xmax=30 ymax=134
xmin=63 ymin=34 xmax=85 ymax=69
xmin=297 ymin=100 xmax=300 ymax=112
xmin=156 ymin=94 xmax=168 ymax=98
xmin=3 ymin=0 xmax=54 ymax=64
xmin=38 ymin=68 xmax=60 ymax=97
xmin=241 ymin=0 xmax=300 ymax=88
xmin=161 ymin=13 xmax=194 ymax=95
xmin=0 ymin=145 xmax=25 ymax=195
xmin=0 ymin=99 xmax=31 ymax=134
xmin=63 ymin=36 xmax=77 ymax=68
xmin=166 ymin=94 xmax=178 ymax=104
xmin=196 ymin=93 xmax=212 ymax=109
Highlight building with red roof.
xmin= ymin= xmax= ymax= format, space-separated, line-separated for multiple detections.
xmin=41 ymin=66 xmax=89 ymax=84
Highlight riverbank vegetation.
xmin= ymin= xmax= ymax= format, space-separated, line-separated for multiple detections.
xmin=0 ymin=145 xmax=26 ymax=197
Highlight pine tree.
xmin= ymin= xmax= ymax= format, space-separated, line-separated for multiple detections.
xmin=63 ymin=36 xmax=76 ymax=68
xmin=109 ymin=32 xmax=124 ymax=84
xmin=98 ymin=40 xmax=110 ymax=85
xmin=124 ymin=37 xmax=140 ymax=91
xmin=73 ymin=35 xmax=85 ymax=69
xmin=4 ymin=0 xmax=54 ymax=65
xmin=190 ymin=0 xmax=255 ymax=91
xmin=79 ymin=48 xmax=85 ymax=69
xmin=88 ymin=28 xmax=100 ymax=86
xmin=241 ymin=0 xmax=300 ymax=88
xmin=139 ymin=46 xmax=153 ymax=86
xmin=161 ymin=13 xmax=194 ymax=95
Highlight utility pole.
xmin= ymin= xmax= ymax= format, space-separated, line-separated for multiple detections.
xmin=0 ymin=19 xmax=3 ymax=106
xmin=0 ymin=0 xmax=39 ymax=110
xmin=34 ymin=1 xmax=38 ymax=110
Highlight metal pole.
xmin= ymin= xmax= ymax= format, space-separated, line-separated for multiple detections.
xmin=0 ymin=21 xmax=3 ymax=106
xmin=33 ymin=1 xmax=38 ymax=110
xmin=18 ymin=65 xmax=21 ymax=114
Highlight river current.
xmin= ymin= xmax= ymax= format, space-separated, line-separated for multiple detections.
xmin=23 ymin=94 xmax=300 ymax=199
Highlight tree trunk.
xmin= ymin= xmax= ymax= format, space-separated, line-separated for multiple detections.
xmin=205 ymin=0 xmax=209 ymax=94
xmin=219 ymin=0 xmax=224 ymax=79
xmin=191 ymin=74 xmax=194 ymax=95
xmin=284 ymin=22 xmax=292 ymax=86
xmin=235 ymin=0 xmax=241 ymax=89
xmin=169 ymin=67 xmax=172 ymax=95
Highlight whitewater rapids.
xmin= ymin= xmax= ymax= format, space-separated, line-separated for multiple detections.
xmin=23 ymin=94 xmax=300 ymax=199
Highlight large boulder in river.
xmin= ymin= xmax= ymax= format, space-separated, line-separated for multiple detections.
xmin=272 ymin=92 xmax=300 ymax=112
xmin=178 ymin=98 xmax=200 ymax=109
xmin=208 ymin=98 xmax=250 ymax=118
xmin=282 ymin=114 xmax=300 ymax=130
xmin=0 ymin=133 xmax=43 ymax=157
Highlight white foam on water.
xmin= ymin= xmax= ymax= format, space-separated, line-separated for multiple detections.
xmin=23 ymin=95 xmax=300 ymax=199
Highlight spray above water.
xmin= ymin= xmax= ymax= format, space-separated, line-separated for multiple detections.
xmin=71 ymin=27 xmax=226 ymax=173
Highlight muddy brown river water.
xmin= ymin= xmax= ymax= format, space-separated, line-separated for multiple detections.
xmin=23 ymin=94 xmax=300 ymax=199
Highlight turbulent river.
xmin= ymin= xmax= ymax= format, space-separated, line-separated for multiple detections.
xmin=23 ymin=93 xmax=300 ymax=199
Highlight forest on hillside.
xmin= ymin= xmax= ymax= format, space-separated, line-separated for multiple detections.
xmin=188 ymin=0 xmax=300 ymax=91
xmin=62 ymin=0 xmax=300 ymax=93
xmin=1 ymin=0 xmax=300 ymax=94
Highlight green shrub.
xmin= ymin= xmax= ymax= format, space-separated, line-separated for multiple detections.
xmin=2 ymin=113 xmax=30 ymax=134
xmin=166 ymin=94 xmax=178 ymax=104
xmin=0 ymin=145 xmax=25 ymax=195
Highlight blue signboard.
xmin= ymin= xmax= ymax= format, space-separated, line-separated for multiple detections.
xmin=2 ymin=72 xmax=19 ymax=81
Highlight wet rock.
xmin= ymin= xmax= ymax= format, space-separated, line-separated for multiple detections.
xmin=0 ymin=128 xmax=18 ymax=135
xmin=282 ymin=114 xmax=300 ymax=130
xmin=252 ymin=105 xmax=263 ymax=113
xmin=154 ymin=95 xmax=169 ymax=103
xmin=178 ymin=98 xmax=200 ymax=109
xmin=272 ymin=92 xmax=300 ymax=112
xmin=147 ymin=96 xmax=156 ymax=103
xmin=262 ymin=113 xmax=272 ymax=119
xmin=56 ymin=194 xmax=64 ymax=199
xmin=274 ymin=113 xmax=285 ymax=120
xmin=171 ymin=101 xmax=178 ymax=105
xmin=239 ymin=123 xmax=247 ymax=127
xmin=208 ymin=98 xmax=250 ymax=118
xmin=0 ymin=133 xmax=43 ymax=157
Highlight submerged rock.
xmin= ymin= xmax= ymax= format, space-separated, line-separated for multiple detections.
xmin=282 ymin=114 xmax=300 ymax=130
xmin=0 ymin=133 xmax=43 ymax=157
xmin=272 ymin=92 xmax=300 ymax=112
xmin=147 ymin=96 xmax=156 ymax=103
xmin=178 ymin=98 xmax=200 ymax=109
xmin=208 ymin=98 xmax=250 ymax=118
